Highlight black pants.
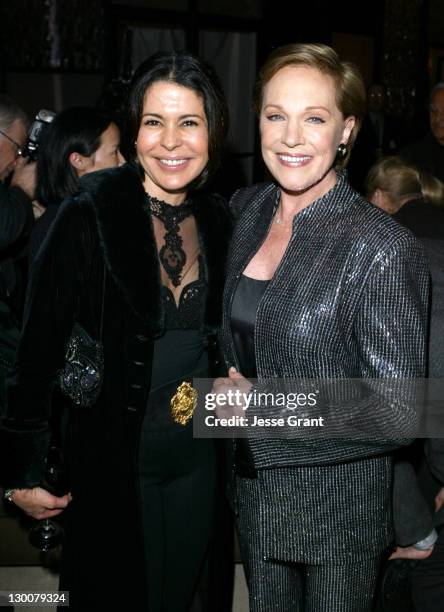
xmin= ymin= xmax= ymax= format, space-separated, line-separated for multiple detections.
xmin=139 ymin=419 xmax=216 ymax=612
xmin=240 ymin=554 xmax=381 ymax=612
xmin=411 ymin=527 xmax=444 ymax=611
xmin=236 ymin=474 xmax=383 ymax=612
xmin=410 ymin=455 xmax=444 ymax=611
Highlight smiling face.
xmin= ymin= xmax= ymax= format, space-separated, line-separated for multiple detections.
xmin=260 ymin=65 xmax=355 ymax=201
xmin=135 ymin=81 xmax=209 ymax=204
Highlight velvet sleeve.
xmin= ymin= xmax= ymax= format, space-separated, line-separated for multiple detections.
xmin=0 ymin=196 xmax=91 ymax=488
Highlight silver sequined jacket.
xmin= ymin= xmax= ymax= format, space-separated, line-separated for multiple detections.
xmin=220 ymin=172 xmax=429 ymax=562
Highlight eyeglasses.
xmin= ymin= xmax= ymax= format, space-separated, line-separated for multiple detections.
xmin=0 ymin=128 xmax=24 ymax=158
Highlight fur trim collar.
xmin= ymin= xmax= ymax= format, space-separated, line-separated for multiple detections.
xmin=80 ymin=164 xmax=161 ymax=329
xmin=79 ymin=164 xmax=231 ymax=331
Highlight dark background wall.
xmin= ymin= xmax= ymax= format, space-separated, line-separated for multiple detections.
xmin=0 ymin=0 xmax=442 ymax=186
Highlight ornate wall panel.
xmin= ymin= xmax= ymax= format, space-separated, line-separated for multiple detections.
xmin=381 ymin=0 xmax=424 ymax=118
xmin=1 ymin=0 xmax=106 ymax=72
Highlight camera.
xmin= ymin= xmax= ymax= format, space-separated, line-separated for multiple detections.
xmin=22 ymin=109 xmax=56 ymax=160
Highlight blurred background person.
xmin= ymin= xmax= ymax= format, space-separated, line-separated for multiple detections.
xmin=366 ymin=155 xmax=444 ymax=214
xmin=30 ymin=106 xmax=124 ymax=263
xmin=348 ymin=83 xmax=404 ymax=192
xmin=367 ymin=155 xmax=444 ymax=611
xmin=401 ymin=83 xmax=444 ymax=183
xmin=0 ymin=94 xmax=36 ymax=411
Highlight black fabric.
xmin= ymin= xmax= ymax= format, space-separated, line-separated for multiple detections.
xmin=138 ymin=226 xmax=215 ymax=609
xmin=150 ymin=330 xmax=208 ymax=393
xmin=0 ymin=163 xmax=233 ymax=610
xmin=0 ymin=183 xmax=34 ymax=251
xmin=394 ymin=199 xmax=444 ymax=379
xmin=401 ymin=133 xmax=444 ymax=183
xmin=0 ymin=182 xmax=33 ymax=415
xmin=391 ymin=200 xmax=444 ymax=542
xmin=392 ymin=460 xmax=434 ymax=546
xmin=0 ymin=183 xmax=33 ymax=313
xmin=411 ymin=526 xmax=444 ymax=611
xmin=231 ymin=274 xmax=269 ymax=479
xmin=28 ymin=204 xmax=59 ymax=265
xmin=139 ymin=381 xmax=216 ymax=611
xmin=161 ymin=256 xmax=207 ymax=331
xmin=391 ymin=199 xmax=444 ymax=609
xmin=231 ymin=274 xmax=269 ymax=379
xmin=146 ymin=194 xmax=195 ymax=288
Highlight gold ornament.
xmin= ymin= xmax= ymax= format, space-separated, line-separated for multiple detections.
xmin=171 ymin=382 xmax=198 ymax=425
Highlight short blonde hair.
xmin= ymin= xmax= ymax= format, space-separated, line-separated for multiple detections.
xmin=253 ymin=43 xmax=366 ymax=168
xmin=365 ymin=156 xmax=444 ymax=208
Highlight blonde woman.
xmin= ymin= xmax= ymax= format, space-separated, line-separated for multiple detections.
xmin=217 ymin=44 xmax=429 ymax=611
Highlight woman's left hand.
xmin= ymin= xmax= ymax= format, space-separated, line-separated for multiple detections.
xmin=212 ymin=367 xmax=252 ymax=417
xmin=388 ymin=545 xmax=434 ymax=561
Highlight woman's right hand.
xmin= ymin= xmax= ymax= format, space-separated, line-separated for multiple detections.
xmin=10 ymin=487 xmax=72 ymax=520
xmin=212 ymin=367 xmax=252 ymax=418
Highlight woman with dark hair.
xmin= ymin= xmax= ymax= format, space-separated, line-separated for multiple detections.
xmin=30 ymin=106 xmax=123 ymax=262
xmin=1 ymin=51 xmax=231 ymax=611
xmin=215 ymin=43 xmax=429 ymax=611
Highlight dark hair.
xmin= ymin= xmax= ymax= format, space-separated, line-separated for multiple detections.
xmin=123 ymin=51 xmax=228 ymax=190
xmin=253 ymin=43 xmax=366 ymax=168
xmin=37 ymin=106 xmax=113 ymax=205
xmin=0 ymin=94 xmax=29 ymax=131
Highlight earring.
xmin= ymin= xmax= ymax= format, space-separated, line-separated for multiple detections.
xmin=337 ymin=143 xmax=347 ymax=158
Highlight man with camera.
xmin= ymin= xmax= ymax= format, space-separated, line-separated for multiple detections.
xmin=0 ymin=94 xmax=37 ymax=410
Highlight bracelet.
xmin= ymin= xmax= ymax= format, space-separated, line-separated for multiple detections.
xmin=4 ymin=488 xmax=17 ymax=503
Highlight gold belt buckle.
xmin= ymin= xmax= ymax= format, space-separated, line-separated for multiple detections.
xmin=170 ymin=381 xmax=198 ymax=426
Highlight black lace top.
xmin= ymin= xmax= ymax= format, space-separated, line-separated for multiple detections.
xmin=143 ymin=194 xmax=207 ymax=331
xmin=143 ymin=195 xmax=208 ymax=394
xmin=161 ymin=255 xmax=206 ymax=330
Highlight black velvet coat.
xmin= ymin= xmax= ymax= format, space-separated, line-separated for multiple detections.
xmin=0 ymin=164 xmax=232 ymax=610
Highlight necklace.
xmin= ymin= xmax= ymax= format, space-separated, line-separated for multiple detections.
xmin=146 ymin=194 xmax=194 ymax=287
xmin=274 ymin=201 xmax=293 ymax=228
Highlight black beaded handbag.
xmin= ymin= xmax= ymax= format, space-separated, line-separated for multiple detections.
xmin=58 ymin=266 xmax=106 ymax=407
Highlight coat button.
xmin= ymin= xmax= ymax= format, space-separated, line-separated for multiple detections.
xmin=127 ymin=406 xmax=137 ymax=412
xmin=133 ymin=361 xmax=144 ymax=367
xmin=130 ymin=383 xmax=142 ymax=390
